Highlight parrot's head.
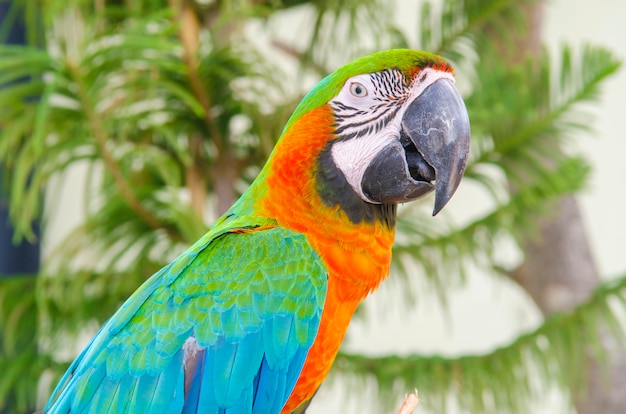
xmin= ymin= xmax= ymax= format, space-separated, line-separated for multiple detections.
xmin=256 ymin=49 xmax=470 ymax=228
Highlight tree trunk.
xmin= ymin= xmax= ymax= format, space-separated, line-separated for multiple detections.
xmin=211 ymin=151 xmax=238 ymax=216
xmin=507 ymin=3 xmax=626 ymax=413
xmin=513 ymin=197 xmax=626 ymax=414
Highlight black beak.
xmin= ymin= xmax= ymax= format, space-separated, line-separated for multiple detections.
xmin=361 ymin=78 xmax=470 ymax=215
xmin=402 ymin=79 xmax=470 ymax=215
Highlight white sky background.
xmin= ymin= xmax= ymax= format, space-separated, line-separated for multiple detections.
xmin=41 ymin=0 xmax=626 ymax=413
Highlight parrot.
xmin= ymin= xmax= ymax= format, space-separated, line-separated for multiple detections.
xmin=43 ymin=49 xmax=470 ymax=413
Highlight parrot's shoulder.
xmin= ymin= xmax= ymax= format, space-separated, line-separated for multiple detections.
xmin=112 ymin=213 xmax=328 ymax=342
xmin=109 ymin=214 xmax=281 ymax=320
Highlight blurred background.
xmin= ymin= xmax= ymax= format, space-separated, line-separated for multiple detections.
xmin=0 ymin=0 xmax=625 ymax=413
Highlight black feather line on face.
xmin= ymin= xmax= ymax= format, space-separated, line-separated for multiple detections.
xmin=332 ymin=104 xmax=401 ymax=140
xmin=330 ymin=69 xmax=408 ymax=141
xmin=315 ymin=143 xmax=396 ymax=228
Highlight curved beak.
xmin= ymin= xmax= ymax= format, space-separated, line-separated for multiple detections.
xmin=402 ymin=78 xmax=470 ymax=215
xmin=361 ymin=78 xmax=470 ymax=215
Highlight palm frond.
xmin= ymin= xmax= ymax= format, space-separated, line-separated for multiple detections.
xmin=0 ymin=276 xmax=60 ymax=413
xmin=265 ymin=0 xmax=399 ymax=75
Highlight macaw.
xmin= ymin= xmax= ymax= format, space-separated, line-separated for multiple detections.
xmin=44 ymin=49 xmax=470 ymax=413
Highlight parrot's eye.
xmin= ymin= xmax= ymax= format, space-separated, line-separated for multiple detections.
xmin=349 ymin=82 xmax=368 ymax=97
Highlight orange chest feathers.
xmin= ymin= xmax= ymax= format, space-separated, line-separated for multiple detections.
xmin=258 ymin=105 xmax=396 ymax=412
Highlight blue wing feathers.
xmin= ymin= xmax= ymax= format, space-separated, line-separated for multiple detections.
xmin=145 ymin=350 xmax=185 ymax=413
xmin=253 ymin=356 xmax=288 ymax=413
xmin=197 ymin=345 xmax=221 ymax=411
xmin=182 ymin=346 xmax=205 ymax=413
xmin=217 ymin=335 xmax=264 ymax=405
xmin=87 ymin=372 xmax=119 ymax=412
xmin=74 ymin=364 xmax=107 ymax=412
xmin=44 ymin=226 xmax=327 ymax=413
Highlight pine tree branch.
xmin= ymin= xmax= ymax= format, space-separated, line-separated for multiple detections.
xmin=334 ymin=273 xmax=626 ymax=413
xmin=472 ymin=46 xmax=621 ymax=166
xmin=433 ymin=0 xmax=513 ymax=56
xmin=391 ymin=156 xmax=589 ymax=296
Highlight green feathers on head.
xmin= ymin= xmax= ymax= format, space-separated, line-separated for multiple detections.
xmin=282 ymin=49 xmax=452 ymax=134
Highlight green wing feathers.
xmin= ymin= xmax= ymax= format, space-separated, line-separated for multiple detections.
xmin=45 ymin=223 xmax=328 ymax=413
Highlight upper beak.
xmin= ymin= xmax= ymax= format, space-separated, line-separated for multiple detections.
xmin=360 ymin=78 xmax=470 ymax=215
xmin=401 ymin=78 xmax=470 ymax=215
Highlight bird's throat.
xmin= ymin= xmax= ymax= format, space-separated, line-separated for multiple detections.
xmin=316 ymin=143 xmax=398 ymax=228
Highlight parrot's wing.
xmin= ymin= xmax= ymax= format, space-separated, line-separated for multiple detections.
xmin=44 ymin=224 xmax=327 ymax=414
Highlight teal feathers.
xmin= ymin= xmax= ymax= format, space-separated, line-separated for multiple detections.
xmin=45 ymin=217 xmax=327 ymax=413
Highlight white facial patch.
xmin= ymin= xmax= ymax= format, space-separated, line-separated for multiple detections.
xmin=329 ymin=68 xmax=455 ymax=203
xmin=331 ymin=128 xmax=401 ymax=203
